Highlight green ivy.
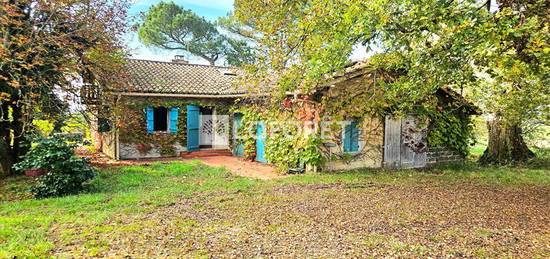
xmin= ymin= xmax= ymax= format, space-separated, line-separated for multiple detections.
xmin=231 ymin=106 xmax=262 ymax=160
xmin=232 ymin=102 xmax=325 ymax=172
xmin=426 ymin=111 xmax=475 ymax=157
xmin=115 ymin=97 xmax=230 ymax=155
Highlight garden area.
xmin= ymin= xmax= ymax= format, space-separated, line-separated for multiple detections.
xmin=1 ymin=154 xmax=549 ymax=257
xmin=1 ymin=0 xmax=549 ymax=257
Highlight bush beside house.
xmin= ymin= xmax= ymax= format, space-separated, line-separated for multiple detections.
xmin=14 ymin=136 xmax=96 ymax=199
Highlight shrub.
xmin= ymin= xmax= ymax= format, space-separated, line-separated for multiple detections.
xmin=13 ymin=135 xmax=96 ymax=199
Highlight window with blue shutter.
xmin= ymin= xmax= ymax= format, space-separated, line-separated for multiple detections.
xmin=146 ymin=107 xmax=154 ymax=133
xmin=146 ymin=106 xmax=173 ymax=133
xmin=344 ymin=121 xmax=359 ymax=152
xmin=169 ymin=107 xmax=179 ymax=133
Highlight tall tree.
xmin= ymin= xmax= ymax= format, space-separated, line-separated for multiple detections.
xmin=137 ymin=1 xmax=254 ymax=66
xmin=475 ymin=0 xmax=548 ymax=163
xmin=0 ymin=0 xmax=130 ymax=177
xmin=233 ymin=0 xmax=549 ymax=164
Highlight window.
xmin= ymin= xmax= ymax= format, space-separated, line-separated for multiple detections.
xmin=153 ymin=107 xmax=168 ymax=131
xmin=343 ymin=121 xmax=359 ymax=152
xmin=146 ymin=106 xmax=179 ymax=134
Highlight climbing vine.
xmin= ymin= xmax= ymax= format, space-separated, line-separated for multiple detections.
xmin=318 ymin=73 xmax=476 ymax=162
xmin=232 ymin=98 xmax=324 ymax=172
xmin=114 ymin=97 xmax=230 ymax=156
xmin=426 ymin=110 xmax=475 ymax=157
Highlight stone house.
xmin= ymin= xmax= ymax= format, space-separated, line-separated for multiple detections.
xmin=91 ymin=58 xmax=478 ymax=171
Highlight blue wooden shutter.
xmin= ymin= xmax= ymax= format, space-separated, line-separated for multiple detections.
xmin=344 ymin=123 xmax=351 ymax=152
xmin=186 ymin=105 xmax=200 ymax=152
xmin=256 ymin=122 xmax=267 ymax=162
xmin=146 ymin=107 xmax=154 ymax=133
xmin=344 ymin=122 xmax=359 ymax=152
xmin=351 ymin=121 xmax=359 ymax=152
xmin=169 ymin=107 xmax=179 ymax=133
xmin=233 ymin=113 xmax=244 ymax=157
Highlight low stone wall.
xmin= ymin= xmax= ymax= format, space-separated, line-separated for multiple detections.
xmin=426 ymin=147 xmax=464 ymax=165
xmin=325 ymin=149 xmax=383 ymax=171
xmin=119 ymin=142 xmax=187 ymax=160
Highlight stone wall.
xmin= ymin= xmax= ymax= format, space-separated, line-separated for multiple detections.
xmin=119 ymin=141 xmax=187 ymax=160
xmin=323 ymin=117 xmax=384 ymax=171
xmin=426 ymin=147 xmax=464 ymax=165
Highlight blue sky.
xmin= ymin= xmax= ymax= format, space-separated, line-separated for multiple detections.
xmin=127 ymin=0 xmax=368 ymax=64
xmin=127 ymin=0 xmax=234 ymax=64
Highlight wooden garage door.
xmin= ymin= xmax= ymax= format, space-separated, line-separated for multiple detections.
xmin=384 ymin=116 xmax=427 ymax=169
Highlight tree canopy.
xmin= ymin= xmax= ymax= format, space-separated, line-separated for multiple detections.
xmin=0 ymin=0 xmax=130 ymax=177
xmin=138 ymin=1 xmax=254 ymax=66
xmin=233 ymin=0 xmax=549 ymax=163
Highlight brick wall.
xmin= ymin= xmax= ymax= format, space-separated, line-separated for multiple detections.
xmin=426 ymin=147 xmax=464 ymax=165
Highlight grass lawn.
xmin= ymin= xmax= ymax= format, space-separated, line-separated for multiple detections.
xmin=1 ymin=160 xmax=549 ymax=258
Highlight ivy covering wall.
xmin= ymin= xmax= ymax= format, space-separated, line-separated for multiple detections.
xmin=114 ymin=97 xmax=231 ymax=156
xmin=110 ymin=78 xmax=475 ymax=171
xmin=232 ymin=99 xmax=324 ymax=172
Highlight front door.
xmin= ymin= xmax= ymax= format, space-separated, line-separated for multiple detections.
xmin=255 ymin=122 xmax=267 ymax=163
xmin=186 ymin=105 xmax=200 ymax=152
xmin=199 ymin=107 xmax=213 ymax=149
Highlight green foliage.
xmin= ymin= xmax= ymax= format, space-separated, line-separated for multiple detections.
xmin=13 ymin=136 xmax=96 ymax=199
xmin=264 ymin=124 xmax=301 ymax=171
xmin=115 ymin=97 xmax=229 ymax=155
xmin=233 ymin=103 xmax=325 ymax=172
xmin=1 ymin=0 xmax=130 ymax=177
xmin=32 ymin=120 xmax=55 ymax=136
xmin=138 ymin=1 xmax=254 ymax=66
xmin=233 ymin=0 xmax=549 ymax=164
xmin=426 ymin=111 xmax=475 ymax=157
xmin=300 ymin=136 xmax=325 ymax=168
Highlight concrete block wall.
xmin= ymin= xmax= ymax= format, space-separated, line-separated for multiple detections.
xmin=426 ymin=147 xmax=464 ymax=165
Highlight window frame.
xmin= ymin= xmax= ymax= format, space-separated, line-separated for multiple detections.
xmin=343 ymin=121 xmax=360 ymax=153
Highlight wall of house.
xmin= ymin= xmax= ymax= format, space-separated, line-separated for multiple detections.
xmin=114 ymin=96 xmax=233 ymax=160
xmin=322 ymin=117 xmax=385 ymax=171
xmin=119 ymin=141 xmax=187 ymax=159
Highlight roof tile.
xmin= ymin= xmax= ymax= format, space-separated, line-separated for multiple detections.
xmin=124 ymin=59 xmax=244 ymax=95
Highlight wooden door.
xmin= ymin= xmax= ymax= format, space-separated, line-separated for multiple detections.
xmin=186 ymin=105 xmax=200 ymax=152
xmin=384 ymin=116 xmax=427 ymax=169
xmin=384 ymin=116 xmax=402 ymax=169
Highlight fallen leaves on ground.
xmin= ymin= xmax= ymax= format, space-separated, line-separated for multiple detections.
xmin=50 ymin=181 xmax=550 ymax=258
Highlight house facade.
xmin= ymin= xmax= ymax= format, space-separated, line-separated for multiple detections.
xmin=91 ymin=58 xmax=477 ymax=172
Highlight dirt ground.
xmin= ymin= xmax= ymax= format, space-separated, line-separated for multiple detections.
xmin=51 ymin=181 xmax=550 ymax=258
xmin=82 ymin=152 xmax=284 ymax=180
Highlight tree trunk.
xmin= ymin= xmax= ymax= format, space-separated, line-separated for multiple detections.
xmin=0 ymin=102 xmax=27 ymax=178
xmin=0 ymin=139 xmax=14 ymax=178
xmin=479 ymin=119 xmax=535 ymax=164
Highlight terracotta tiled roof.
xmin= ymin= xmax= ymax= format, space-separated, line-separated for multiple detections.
xmin=123 ymin=59 xmax=244 ymax=95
